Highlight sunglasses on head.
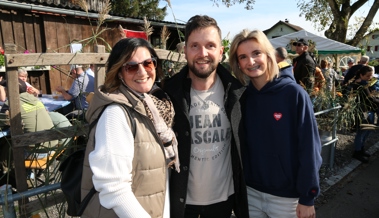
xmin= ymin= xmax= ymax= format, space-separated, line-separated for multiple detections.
xmin=293 ymin=43 xmax=305 ymax=47
xmin=122 ymin=58 xmax=157 ymax=74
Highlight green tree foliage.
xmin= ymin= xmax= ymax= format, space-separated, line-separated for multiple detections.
xmin=297 ymin=0 xmax=379 ymax=46
xmin=111 ymin=0 xmax=167 ymax=20
xmin=211 ymin=0 xmax=256 ymax=10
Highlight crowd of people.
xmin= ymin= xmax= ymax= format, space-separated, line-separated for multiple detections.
xmin=1 ymin=13 xmax=378 ymax=218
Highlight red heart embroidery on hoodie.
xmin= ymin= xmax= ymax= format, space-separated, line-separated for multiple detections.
xmin=273 ymin=113 xmax=282 ymax=121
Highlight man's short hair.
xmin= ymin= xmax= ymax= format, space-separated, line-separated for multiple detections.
xmin=275 ymin=47 xmax=288 ymax=60
xmin=184 ymin=15 xmax=221 ymax=43
xmin=360 ymin=55 xmax=370 ymax=64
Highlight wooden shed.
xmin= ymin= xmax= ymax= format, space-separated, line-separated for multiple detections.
xmin=0 ymin=0 xmax=185 ymax=93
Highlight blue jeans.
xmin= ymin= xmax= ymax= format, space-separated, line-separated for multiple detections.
xmin=184 ymin=194 xmax=234 ymax=218
xmin=354 ymin=112 xmax=374 ymax=151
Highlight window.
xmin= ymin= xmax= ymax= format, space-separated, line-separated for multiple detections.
xmin=367 ymin=46 xmax=371 ymax=52
xmin=375 ymin=46 xmax=378 ymax=52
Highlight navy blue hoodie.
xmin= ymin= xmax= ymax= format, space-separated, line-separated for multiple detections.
xmin=243 ymin=66 xmax=322 ymax=206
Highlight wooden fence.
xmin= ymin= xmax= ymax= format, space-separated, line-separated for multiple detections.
xmin=2 ymin=43 xmax=185 ymax=217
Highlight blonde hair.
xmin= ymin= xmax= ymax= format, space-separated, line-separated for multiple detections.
xmin=229 ymin=29 xmax=279 ymax=85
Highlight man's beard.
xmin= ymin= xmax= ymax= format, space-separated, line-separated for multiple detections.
xmin=188 ymin=59 xmax=218 ymax=79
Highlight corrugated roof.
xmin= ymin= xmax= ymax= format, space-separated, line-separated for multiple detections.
xmin=5 ymin=0 xmax=184 ymax=27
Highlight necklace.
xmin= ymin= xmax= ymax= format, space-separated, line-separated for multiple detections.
xmin=192 ymin=88 xmax=209 ymax=110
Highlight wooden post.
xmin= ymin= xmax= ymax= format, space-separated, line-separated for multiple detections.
xmin=4 ymin=43 xmax=29 ymax=218
xmin=94 ymin=45 xmax=106 ymax=88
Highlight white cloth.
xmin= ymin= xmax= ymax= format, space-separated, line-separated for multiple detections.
xmin=89 ymin=104 xmax=170 ymax=218
xmin=247 ymin=186 xmax=298 ymax=218
xmin=86 ymin=68 xmax=95 ymax=77
xmin=186 ymin=75 xmax=234 ymax=205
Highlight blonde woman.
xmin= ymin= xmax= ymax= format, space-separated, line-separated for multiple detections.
xmin=229 ymin=29 xmax=322 ymax=218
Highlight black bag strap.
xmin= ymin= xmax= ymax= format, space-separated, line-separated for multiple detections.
xmin=78 ymin=103 xmax=136 ymax=214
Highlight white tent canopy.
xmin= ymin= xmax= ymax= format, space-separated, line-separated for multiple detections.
xmin=269 ymin=30 xmax=361 ymax=55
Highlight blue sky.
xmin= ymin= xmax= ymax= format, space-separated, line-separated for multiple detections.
xmin=159 ymin=0 xmax=378 ymax=40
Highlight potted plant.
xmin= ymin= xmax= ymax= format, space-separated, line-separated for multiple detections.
xmin=312 ymin=79 xmax=373 ymax=165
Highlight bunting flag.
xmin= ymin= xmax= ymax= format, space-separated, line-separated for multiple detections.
xmin=123 ymin=29 xmax=148 ymax=40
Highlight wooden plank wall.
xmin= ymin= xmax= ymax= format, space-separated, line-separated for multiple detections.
xmin=0 ymin=7 xmax=184 ymax=94
xmin=0 ymin=9 xmax=48 ymax=93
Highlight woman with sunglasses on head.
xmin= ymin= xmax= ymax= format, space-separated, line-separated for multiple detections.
xmin=81 ymin=38 xmax=179 ymax=218
xmin=229 ymin=29 xmax=322 ymax=218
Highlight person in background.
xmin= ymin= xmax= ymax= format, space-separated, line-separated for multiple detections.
xmin=343 ymin=55 xmax=370 ymax=85
xmin=85 ymin=64 xmax=95 ymax=77
xmin=313 ymin=65 xmax=325 ymax=94
xmin=0 ymin=82 xmax=5 ymax=102
xmin=348 ymin=66 xmax=379 ymax=163
xmin=56 ymin=65 xmax=94 ymax=110
xmin=163 ymin=15 xmax=249 ymax=218
xmin=348 ymin=59 xmax=355 ymax=67
xmin=81 ymin=38 xmax=178 ymax=218
xmin=229 ymin=29 xmax=322 ymax=218
xmin=1 ymin=79 xmax=58 ymax=154
xmin=320 ymin=60 xmax=340 ymax=92
xmin=48 ymin=111 xmax=72 ymax=146
xmin=275 ymin=47 xmax=290 ymax=70
xmin=167 ymin=62 xmax=176 ymax=77
xmin=342 ymin=59 xmax=355 ymax=76
xmin=292 ymin=38 xmax=316 ymax=91
xmin=0 ymin=72 xmax=4 ymax=83
xmin=18 ymin=68 xmax=40 ymax=96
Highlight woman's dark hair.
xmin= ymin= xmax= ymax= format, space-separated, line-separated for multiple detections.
xmin=103 ymin=38 xmax=160 ymax=93
xmin=354 ymin=65 xmax=374 ymax=80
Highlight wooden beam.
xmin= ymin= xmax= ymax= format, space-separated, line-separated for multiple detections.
xmin=155 ymin=49 xmax=186 ymax=63
xmin=4 ymin=49 xmax=185 ymax=69
xmin=94 ymin=45 xmax=105 ymax=87
xmin=4 ymin=43 xmax=30 ymax=218
xmin=11 ymin=125 xmax=88 ymax=148
xmin=4 ymin=53 xmax=109 ymax=67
